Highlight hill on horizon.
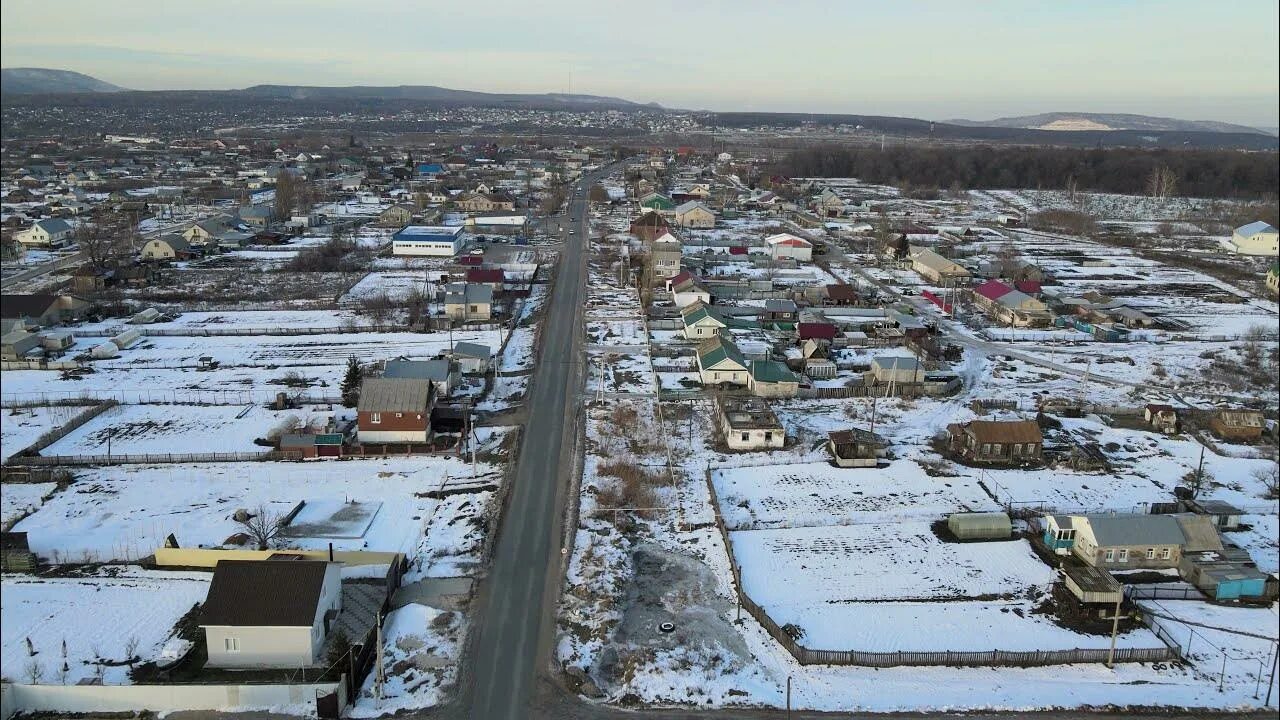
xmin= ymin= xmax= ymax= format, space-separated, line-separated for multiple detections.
xmin=1 ymin=67 xmax=125 ymax=94
xmin=948 ymin=111 xmax=1269 ymax=136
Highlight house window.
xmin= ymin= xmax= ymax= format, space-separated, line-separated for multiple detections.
xmin=1055 ymin=529 xmax=1075 ymax=542
xmin=469 ymin=305 xmax=479 ymax=313
xmin=981 ymin=443 xmax=991 ymax=455
xmin=369 ymin=412 xmax=381 ymax=424
xmin=1012 ymin=443 xmax=1023 ymax=456
xmin=1104 ymin=549 xmax=1114 ymax=562
xmin=714 ymin=372 xmax=721 ymax=380
xmin=1146 ymin=548 xmax=1155 ymax=559
xmin=1161 ymin=548 xmax=1171 ymax=560
xmin=1118 ymin=549 xmax=1129 ymax=563
xmin=224 ymin=637 xmax=240 ymax=653
xmin=992 ymin=443 xmax=1003 ymax=455
xmin=741 ymin=433 xmax=749 ymax=442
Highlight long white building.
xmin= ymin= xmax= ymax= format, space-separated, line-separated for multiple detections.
xmin=392 ymin=225 xmax=466 ymax=256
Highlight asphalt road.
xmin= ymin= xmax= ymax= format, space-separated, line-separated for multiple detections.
xmin=458 ymin=166 xmax=611 ymax=719
xmin=0 ymin=249 xmax=85 ymax=289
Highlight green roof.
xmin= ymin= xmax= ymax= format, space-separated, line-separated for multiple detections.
xmin=698 ymin=335 xmax=747 ymax=370
xmin=750 ymin=360 xmax=802 ymax=384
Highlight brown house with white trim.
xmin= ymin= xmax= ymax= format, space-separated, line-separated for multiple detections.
xmin=356 ymin=377 xmax=436 ymax=444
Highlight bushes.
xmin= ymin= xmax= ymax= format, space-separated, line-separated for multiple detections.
xmin=594 ymin=459 xmax=661 ymax=518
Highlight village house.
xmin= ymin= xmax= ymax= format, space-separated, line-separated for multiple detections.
xmin=798 ymin=339 xmax=837 ymax=379
xmin=971 ymin=279 xmax=1051 ymax=327
xmin=454 ymin=192 xmax=515 ymax=213
xmin=1044 ymin=514 xmax=1187 ymax=571
xmin=1 ymin=293 xmax=93 ymax=328
xmin=357 ymin=377 xmax=436 ymax=444
xmin=141 ymin=233 xmax=194 ymax=261
xmin=814 ymin=187 xmax=844 ymax=217
xmin=378 ymin=203 xmax=415 ymax=227
xmin=444 ymin=282 xmax=493 ymax=322
xmin=672 ymin=200 xmax=716 ymax=229
xmin=465 ymin=267 xmax=506 ymax=292
xmin=384 ymin=358 xmax=461 ymax=397
xmin=947 ymin=419 xmax=1043 ymax=465
xmin=717 ymin=397 xmax=786 ymax=451
xmin=696 ymin=334 xmax=750 ymax=387
xmin=15 ymin=218 xmax=73 ymax=248
xmin=630 ymin=211 xmax=672 ymax=242
xmin=449 ymin=341 xmax=492 ymax=374
xmin=237 ymin=204 xmax=274 ymax=229
xmin=1227 ymin=221 xmax=1279 ymax=256
xmin=1143 ymin=404 xmax=1180 ymax=434
xmin=638 ymin=192 xmax=674 ymax=213
xmin=869 ymin=356 xmax=925 ymax=385
xmin=1208 ymin=408 xmax=1265 ymax=442
xmin=747 ymin=359 xmax=803 ymax=398
xmin=909 ymin=246 xmax=971 ymax=284
xmin=649 ymin=234 xmax=683 ymax=285
xmin=765 ymin=233 xmax=813 ymax=262
xmin=827 ymin=428 xmax=889 ymax=468
xmin=667 ymin=270 xmax=712 ymax=308
xmin=200 ymin=559 xmax=343 ymax=669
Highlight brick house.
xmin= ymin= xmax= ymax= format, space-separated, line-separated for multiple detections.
xmin=356 ymin=377 xmax=436 ymax=444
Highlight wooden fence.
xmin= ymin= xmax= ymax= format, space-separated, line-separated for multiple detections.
xmin=703 ymin=466 xmax=1178 ymax=668
xmin=6 ymin=450 xmax=302 ymax=467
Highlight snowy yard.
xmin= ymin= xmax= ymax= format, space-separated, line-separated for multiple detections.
xmin=0 ymin=568 xmax=209 ymax=685
xmin=2 ymin=405 xmax=88 ymax=461
xmin=12 ymin=454 xmax=503 ymax=564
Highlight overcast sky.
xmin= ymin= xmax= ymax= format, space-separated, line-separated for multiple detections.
xmin=3 ymin=0 xmax=1277 ymax=127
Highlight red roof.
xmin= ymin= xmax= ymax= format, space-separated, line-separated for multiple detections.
xmin=728 ymin=245 xmax=748 ymax=255
xmin=825 ymin=284 xmax=857 ymax=301
xmin=1014 ymin=280 xmax=1042 ymax=294
xmin=458 ymin=255 xmax=483 ymax=266
xmin=466 ymin=268 xmax=505 ymax=283
xmin=798 ymin=322 xmax=838 ymax=340
xmin=973 ymin=279 xmax=1014 ymax=302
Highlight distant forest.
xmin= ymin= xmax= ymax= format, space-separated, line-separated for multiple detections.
xmin=774 ymin=145 xmax=1279 ymax=199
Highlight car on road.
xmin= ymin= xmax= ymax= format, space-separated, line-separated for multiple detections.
xmin=568 ymin=229 xmax=576 ymax=235
xmin=469 ymin=248 xmax=484 ymax=255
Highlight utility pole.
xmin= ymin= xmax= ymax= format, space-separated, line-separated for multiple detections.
xmin=1266 ymin=641 xmax=1277 ymax=706
xmin=786 ymin=675 xmax=793 ymax=720
xmin=1106 ymin=593 xmax=1122 ymax=668
xmin=374 ymin=610 xmax=385 ymax=704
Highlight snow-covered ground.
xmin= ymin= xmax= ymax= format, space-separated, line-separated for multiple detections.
xmin=1 ymin=405 xmax=87 ymax=461
xmin=347 ymin=603 xmax=465 ymax=717
xmin=1 ymin=568 xmax=209 ymax=685
xmin=12 ymin=452 xmax=503 ymax=564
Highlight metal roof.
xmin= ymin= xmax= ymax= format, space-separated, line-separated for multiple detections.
xmin=1235 ymin=221 xmax=1277 ymax=236
xmin=357 ymin=377 xmax=434 ymax=413
xmin=199 ymin=560 xmax=330 ymax=628
xmin=1082 ymin=514 xmax=1185 ymax=547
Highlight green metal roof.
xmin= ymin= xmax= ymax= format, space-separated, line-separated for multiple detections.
xmin=698 ymin=335 xmax=747 ymax=370
xmin=749 ymin=360 xmax=802 ymax=384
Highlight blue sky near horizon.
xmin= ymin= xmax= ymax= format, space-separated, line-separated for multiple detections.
xmin=2 ymin=0 xmax=1277 ymax=126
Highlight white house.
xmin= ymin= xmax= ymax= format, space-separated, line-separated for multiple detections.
xmin=718 ymin=397 xmax=785 ymax=451
xmin=200 ymin=560 xmax=343 ymax=669
xmin=392 ymin=225 xmax=466 ymax=256
xmin=1228 ymin=221 xmax=1279 ymax=256
xmin=16 ymin=219 xmax=74 ymax=248
xmin=765 ymin=233 xmax=814 ymax=262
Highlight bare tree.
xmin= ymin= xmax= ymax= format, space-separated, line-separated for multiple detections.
xmin=76 ymin=213 xmax=132 ymax=273
xmin=24 ymin=659 xmax=42 ymax=684
xmin=236 ymin=505 xmax=286 ymax=550
xmin=1146 ymin=164 xmax=1178 ymax=200
xmin=1252 ymin=465 xmax=1279 ymax=499
xmin=123 ymin=635 xmax=140 ymax=667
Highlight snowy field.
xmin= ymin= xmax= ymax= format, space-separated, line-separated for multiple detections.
xmin=12 ymin=453 xmax=503 ymax=564
xmin=713 ymin=461 xmax=998 ymax=529
xmin=1 ymin=568 xmax=210 ymax=685
xmin=730 ymin=522 xmax=1052 ymax=601
xmin=42 ymin=403 xmax=331 ymax=456
xmin=0 ymin=482 xmax=58 ymax=527
xmin=347 ymin=603 xmax=465 ymax=717
xmin=2 ymin=405 xmax=88 ymax=461
xmin=76 ymin=309 xmax=375 ymax=333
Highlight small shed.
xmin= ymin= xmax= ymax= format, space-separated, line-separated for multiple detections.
xmin=0 ymin=532 xmax=35 ymax=573
xmin=1061 ymin=564 xmax=1122 ymax=605
xmin=947 ymin=511 xmax=1012 ymax=540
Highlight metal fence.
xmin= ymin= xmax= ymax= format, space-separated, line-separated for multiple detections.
xmin=703 ymin=466 xmax=1178 ymax=668
xmin=6 ymin=450 xmax=302 ymax=467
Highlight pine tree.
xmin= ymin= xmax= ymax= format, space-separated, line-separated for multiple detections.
xmin=341 ymin=356 xmax=363 ymax=407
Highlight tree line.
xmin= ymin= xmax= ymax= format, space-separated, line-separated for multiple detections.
xmin=773 ymin=144 xmax=1278 ymax=199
